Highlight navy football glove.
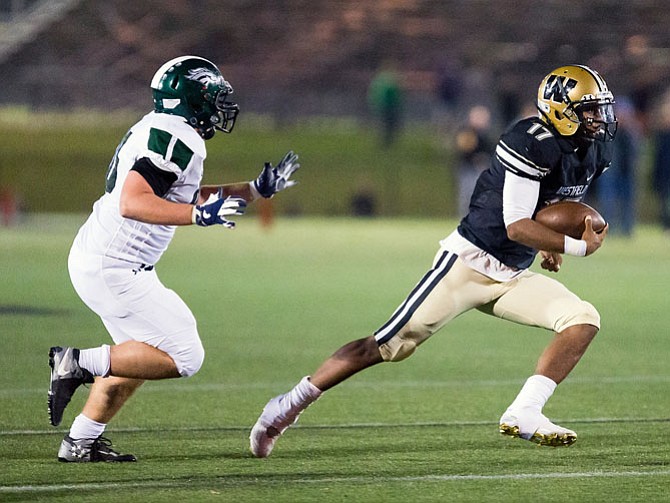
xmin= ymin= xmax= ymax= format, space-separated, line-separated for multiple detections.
xmin=192 ymin=194 xmax=247 ymax=229
xmin=253 ymin=151 xmax=300 ymax=198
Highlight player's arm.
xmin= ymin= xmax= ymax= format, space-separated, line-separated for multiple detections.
xmin=503 ymin=172 xmax=605 ymax=257
xmin=119 ymin=166 xmax=193 ymax=225
xmin=198 ymin=150 xmax=300 ymax=204
xmin=120 ymin=159 xmax=245 ymax=228
xmin=502 ymin=171 xmax=566 ymax=253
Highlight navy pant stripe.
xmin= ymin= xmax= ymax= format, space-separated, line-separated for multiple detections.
xmin=374 ymin=251 xmax=458 ymax=345
xmin=374 ymin=250 xmax=453 ymax=336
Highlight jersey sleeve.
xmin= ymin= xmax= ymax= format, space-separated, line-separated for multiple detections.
xmin=144 ymin=127 xmax=196 ymax=177
xmin=495 ymin=120 xmax=561 ymax=182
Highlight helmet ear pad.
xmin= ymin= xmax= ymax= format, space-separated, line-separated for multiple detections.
xmin=199 ymin=127 xmax=216 ymax=140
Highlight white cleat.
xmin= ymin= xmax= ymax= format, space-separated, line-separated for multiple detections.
xmin=249 ymin=395 xmax=303 ymax=458
xmin=249 ymin=418 xmax=281 ymax=459
xmin=499 ymin=409 xmax=577 ymax=447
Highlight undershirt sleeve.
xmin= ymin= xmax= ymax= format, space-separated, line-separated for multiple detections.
xmin=130 ymin=157 xmax=178 ymax=198
xmin=502 ymin=170 xmax=540 ymax=227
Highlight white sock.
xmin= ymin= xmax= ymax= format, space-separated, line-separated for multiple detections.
xmin=297 ymin=376 xmax=322 ymax=400
xmin=78 ymin=345 xmax=111 ymax=377
xmin=69 ymin=413 xmax=106 ymax=440
xmin=506 ymin=374 xmax=557 ymax=413
xmin=276 ymin=376 xmax=322 ymax=423
xmin=287 ymin=376 xmax=322 ymax=407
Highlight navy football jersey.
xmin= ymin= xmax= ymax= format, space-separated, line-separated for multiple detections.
xmin=457 ymin=117 xmax=612 ymax=270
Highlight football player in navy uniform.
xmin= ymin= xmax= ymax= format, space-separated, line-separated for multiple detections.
xmin=250 ymin=65 xmax=616 ymax=457
xmin=47 ymin=56 xmax=300 ymax=462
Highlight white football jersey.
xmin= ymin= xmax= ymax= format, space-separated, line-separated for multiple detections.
xmin=72 ymin=112 xmax=206 ymax=265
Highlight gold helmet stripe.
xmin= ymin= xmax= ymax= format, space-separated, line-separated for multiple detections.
xmin=573 ymin=64 xmax=607 ymax=93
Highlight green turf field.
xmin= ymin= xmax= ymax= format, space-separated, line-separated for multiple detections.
xmin=1 ymin=215 xmax=669 ymax=502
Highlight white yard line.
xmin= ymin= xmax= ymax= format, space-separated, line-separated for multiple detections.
xmin=2 ymin=416 xmax=669 ymax=436
xmin=3 ymin=374 xmax=670 ymax=397
xmin=2 ymin=469 xmax=670 ymax=494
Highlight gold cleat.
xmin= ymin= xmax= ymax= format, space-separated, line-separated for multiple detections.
xmin=499 ymin=422 xmax=577 ymax=447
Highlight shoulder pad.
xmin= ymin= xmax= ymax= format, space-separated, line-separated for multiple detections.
xmin=496 ymin=118 xmax=561 ymax=180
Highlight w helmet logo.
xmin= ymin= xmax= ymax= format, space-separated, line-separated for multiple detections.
xmin=543 ymin=75 xmax=578 ymax=103
xmin=186 ymin=68 xmax=225 ymax=87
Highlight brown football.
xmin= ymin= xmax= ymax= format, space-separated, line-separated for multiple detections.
xmin=534 ymin=201 xmax=606 ymax=239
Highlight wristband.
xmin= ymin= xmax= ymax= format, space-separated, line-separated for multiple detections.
xmin=191 ymin=205 xmax=197 ymax=225
xmin=564 ymin=235 xmax=587 ymax=257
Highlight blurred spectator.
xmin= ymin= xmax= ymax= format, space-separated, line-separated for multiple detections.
xmin=453 ymin=105 xmax=494 ymax=217
xmin=350 ymin=176 xmax=377 ymax=217
xmin=652 ymin=93 xmax=670 ymax=232
xmin=368 ymin=62 xmax=403 ymax=149
xmin=596 ymin=97 xmax=641 ymax=237
xmin=0 ymin=187 xmax=20 ymax=226
xmin=351 ymin=190 xmax=376 ymax=217
xmin=435 ymin=56 xmax=463 ymax=112
xmin=258 ymin=198 xmax=275 ymax=230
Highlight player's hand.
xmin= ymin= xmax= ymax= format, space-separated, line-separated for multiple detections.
xmin=581 ymin=216 xmax=608 ymax=256
xmin=192 ymin=194 xmax=247 ymax=229
xmin=253 ymin=151 xmax=300 ymax=198
xmin=540 ymin=250 xmax=562 ymax=272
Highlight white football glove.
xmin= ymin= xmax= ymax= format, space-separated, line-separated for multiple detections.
xmin=192 ymin=194 xmax=247 ymax=229
xmin=253 ymin=151 xmax=300 ymax=198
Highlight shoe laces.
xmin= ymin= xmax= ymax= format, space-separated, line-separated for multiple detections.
xmin=92 ymin=436 xmax=116 ymax=453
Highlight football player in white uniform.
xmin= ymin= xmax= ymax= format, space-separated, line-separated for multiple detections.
xmin=249 ymin=65 xmax=616 ymax=457
xmin=48 ymin=55 xmax=300 ymax=462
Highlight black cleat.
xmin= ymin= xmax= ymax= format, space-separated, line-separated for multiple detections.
xmin=48 ymin=346 xmax=94 ymax=426
xmin=58 ymin=435 xmax=137 ymax=462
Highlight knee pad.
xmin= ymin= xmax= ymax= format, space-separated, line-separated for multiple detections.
xmin=379 ymin=335 xmax=418 ymax=362
xmin=153 ymin=313 xmax=205 ymax=377
xmin=555 ymin=300 xmax=600 ymax=332
xmin=172 ymin=339 xmax=205 ymax=377
xmin=378 ymin=322 xmax=433 ymax=362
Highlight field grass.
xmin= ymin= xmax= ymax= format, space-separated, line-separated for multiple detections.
xmin=1 ymin=214 xmax=670 ymax=502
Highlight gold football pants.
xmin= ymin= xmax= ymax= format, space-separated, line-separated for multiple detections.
xmin=375 ymin=249 xmax=599 ymax=362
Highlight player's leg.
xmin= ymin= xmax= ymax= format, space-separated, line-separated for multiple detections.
xmin=310 ymin=336 xmax=383 ymax=391
xmin=250 ymin=250 xmax=494 ymax=457
xmin=53 ymin=257 xmax=203 ymax=461
xmin=108 ymin=340 xmax=181 ymax=379
xmin=486 ymin=271 xmax=600 ymax=446
xmin=48 ymin=338 xmax=182 ymax=425
xmin=57 ymin=376 xmax=143 ymax=462
xmin=82 ymin=376 xmax=145 ymax=423
xmin=54 ymin=340 xmax=188 ymax=462
xmin=248 ymin=335 xmax=384 ymax=458
xmin=277 ymin=249 xmax=477 ymax=393
xmin=71 ymin=257 xmax=203 ymax=379
xmin=53 ymin=334 xmax=201 ymax=463
xmin=49 ymin=268 xmax=201 ymax=418
xmin=499 ymin=325 xmax=597 ymax=447
xmin=534 ymin=323 xmax=598 ymax=384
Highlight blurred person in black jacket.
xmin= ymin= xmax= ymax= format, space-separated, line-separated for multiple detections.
xmin=596 ymin=97 xmax=641 ymax=236
xmin=652 ymin=93 xmax=670 ymax=232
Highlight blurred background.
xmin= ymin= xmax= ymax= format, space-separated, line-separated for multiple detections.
xmin=1 ymin=0 xmax=670 ymax=233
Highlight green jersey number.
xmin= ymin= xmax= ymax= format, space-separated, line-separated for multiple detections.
xmin=105 ymin=130 xmax=132 ymax=193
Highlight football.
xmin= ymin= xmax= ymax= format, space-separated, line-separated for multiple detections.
xmin=534 ymin=201 xmax=606 ymax=239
